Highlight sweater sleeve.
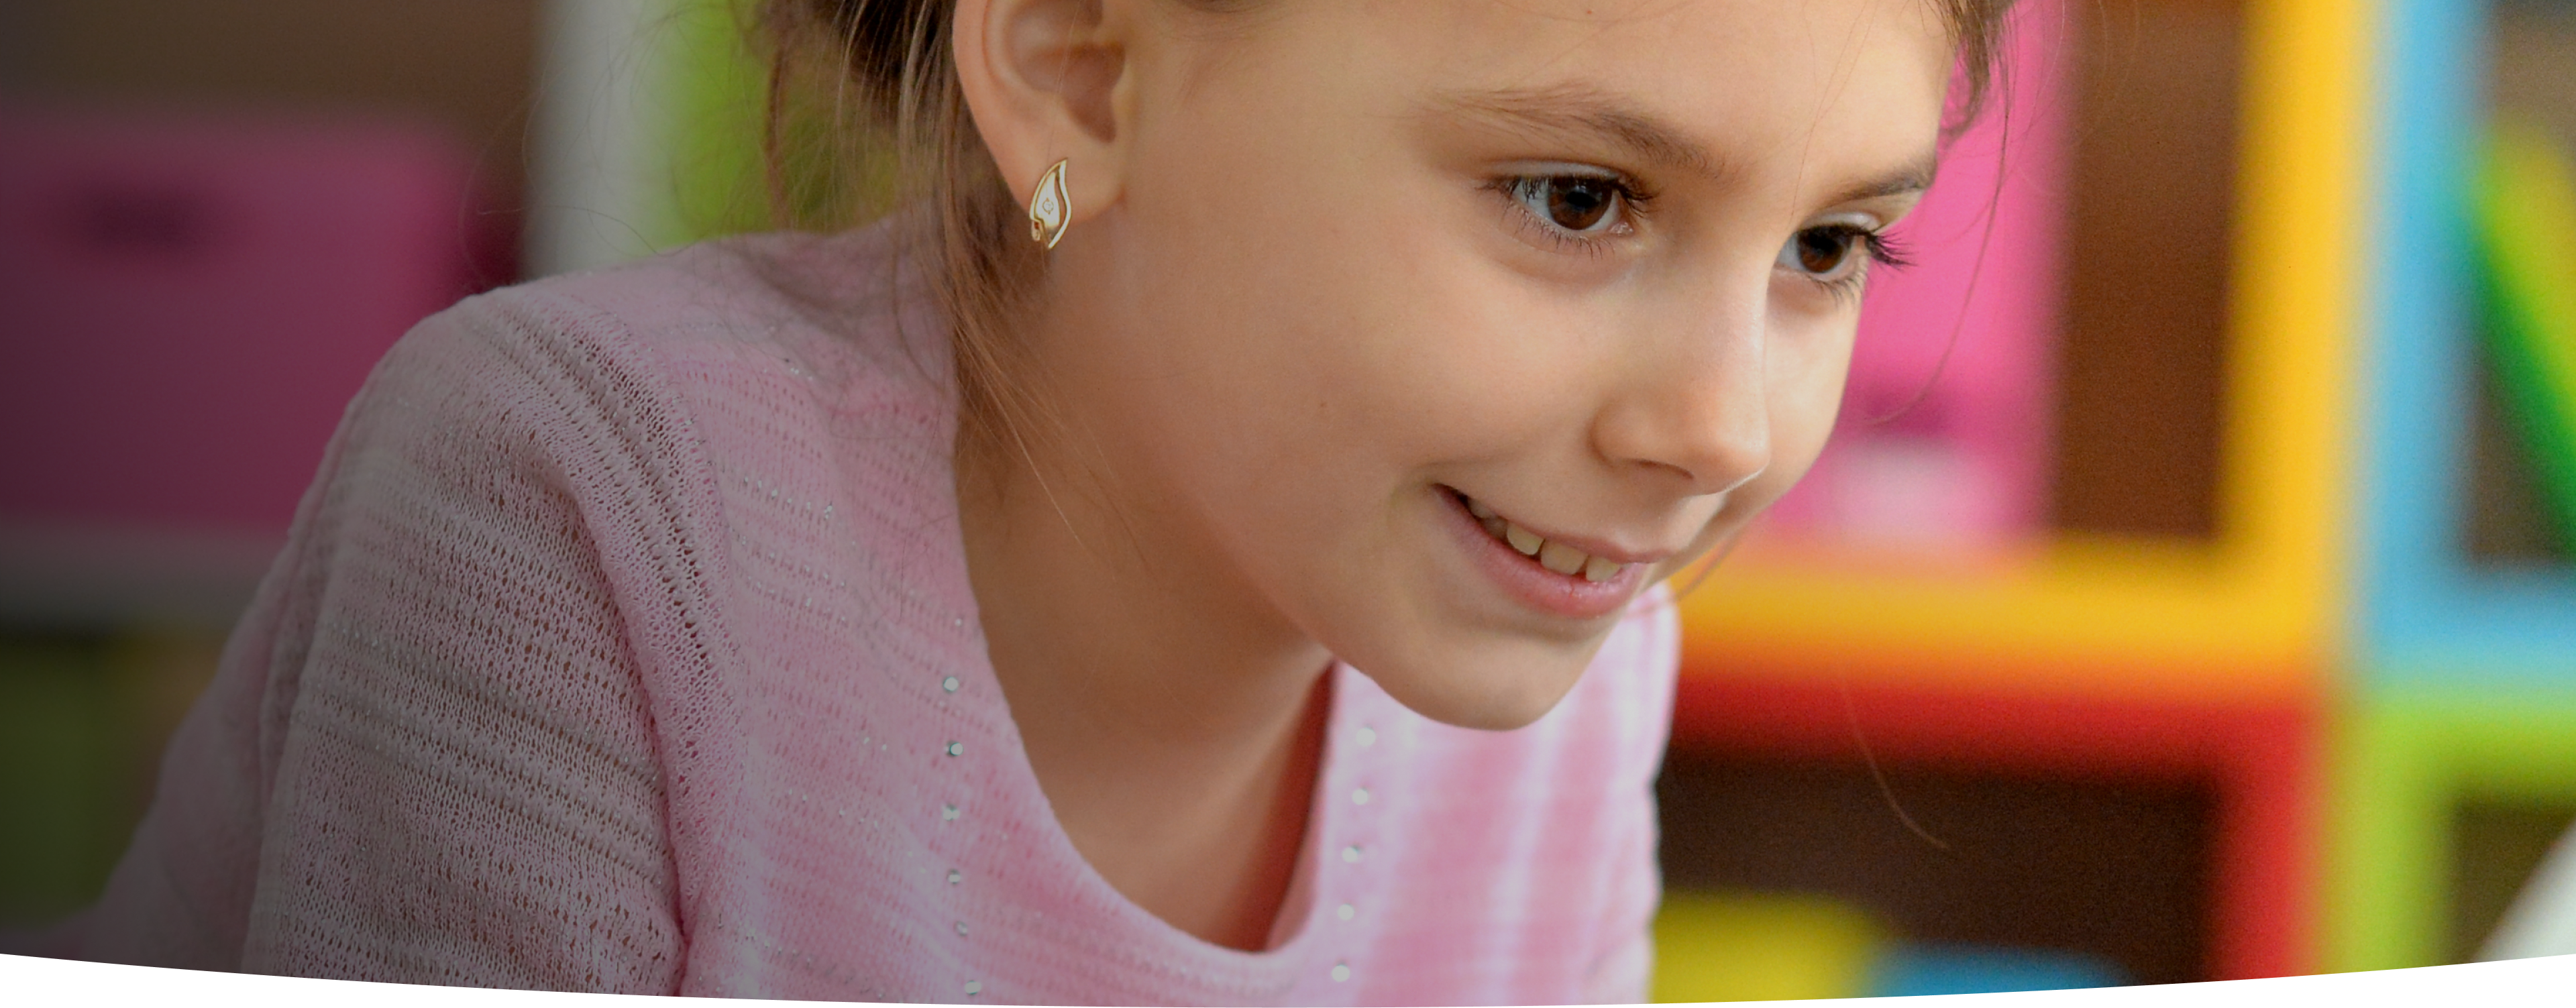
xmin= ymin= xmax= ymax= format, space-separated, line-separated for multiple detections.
xmin=72 ymin=292 xmax=692 ymax=991
xmin=239 ymin=293 xmax=690 ymax=990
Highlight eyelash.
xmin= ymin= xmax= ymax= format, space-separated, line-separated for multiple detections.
xmin=1483 ymin=171 xmax=1914 ymax=300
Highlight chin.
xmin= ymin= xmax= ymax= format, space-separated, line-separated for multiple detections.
xmin=1356 ymin=633 xmax=1607 ymax=732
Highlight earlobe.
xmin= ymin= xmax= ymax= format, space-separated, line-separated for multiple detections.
xmin=953 ymin=0 xmax=1129 ymax=230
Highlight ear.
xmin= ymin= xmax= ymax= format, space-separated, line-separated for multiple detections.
xmin=952 ymin=0 xmax=1131 ymax=233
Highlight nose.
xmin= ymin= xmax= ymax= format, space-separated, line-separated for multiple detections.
xmin=1589 ymin=285 xmax=1774 ymax=498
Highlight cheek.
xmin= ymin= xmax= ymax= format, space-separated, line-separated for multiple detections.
xmin=1089 ymin=164 xmax=1450 ymax=575
xmin=1778 ymin=317 xmax=1862 ymax=468
xmin=1733 ymin=309 xmax=1863 ymax=517
xmin=1122 ymin=137 xmax=1572 ymax=476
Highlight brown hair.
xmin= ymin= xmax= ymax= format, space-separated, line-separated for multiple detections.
xmin=757 ymin=0 xmax=2019 ymax=453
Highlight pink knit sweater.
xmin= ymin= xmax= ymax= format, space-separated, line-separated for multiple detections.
xmin=50 ymin=226 xmax=1678 ymax=1004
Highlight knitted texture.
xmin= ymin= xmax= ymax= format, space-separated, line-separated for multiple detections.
xmin=50 ymin=225 xmax=1678 ymax=1005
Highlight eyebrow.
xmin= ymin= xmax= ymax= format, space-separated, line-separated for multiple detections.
xmin=1828 ymin=159 xmax=1939 ymax=206
xmin=1431 ymin=83 xmax=1939 ymax=205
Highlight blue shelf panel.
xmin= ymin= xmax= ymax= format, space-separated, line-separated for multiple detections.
xmin=1868 ymin=943 xmax=2130 ymax=997
xmin=2361 ymin=0 xmax=2576 ymax=683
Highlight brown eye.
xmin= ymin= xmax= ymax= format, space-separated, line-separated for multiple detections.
xmin=1509 ymin=175 xmax=1625 ymax=235
xmin=1544 ymin=177 xmax=1616 ymax=231
xmin=1780 ymin=226 xmax=1864 ymax=280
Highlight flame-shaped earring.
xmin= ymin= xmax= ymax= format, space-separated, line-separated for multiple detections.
xmin=1028 ymin=159 xmax=1071 ymax=249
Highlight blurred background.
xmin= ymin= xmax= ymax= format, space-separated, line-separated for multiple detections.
xmin=3 ymin=0 xmax=2574 ymax=999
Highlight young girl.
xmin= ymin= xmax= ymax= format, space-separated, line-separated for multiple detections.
xmin=46 ymin=0 xmax=2008 ymax=1001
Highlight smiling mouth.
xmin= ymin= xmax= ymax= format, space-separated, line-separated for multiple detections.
xmin=1450 ymin=490 xmax=1628 ymax=583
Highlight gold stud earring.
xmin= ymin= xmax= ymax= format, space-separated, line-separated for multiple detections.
xmin=1028 ymin=159 xmax=1071 ymax=249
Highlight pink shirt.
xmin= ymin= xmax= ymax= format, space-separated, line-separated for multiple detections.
xmin=46 ymin=226 xmax=1677 ymax=1004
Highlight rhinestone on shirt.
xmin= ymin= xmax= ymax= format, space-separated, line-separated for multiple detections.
xmin=942 ymin=675 xmax=961 ymax=693
xmin=1355 ymin=726 xmax=1377 ymax=748
xmin=1330 ymin=963 xmax=1351 ymax=983
xmin=942 ymin=803 xmax=960 ymax=821
xmin=947 ymin=869 xmax=963 ymax=885
xmin=964 ymin=981 xmax=981 ymax=996
xmin=955 ymin=921 xmax=969 ymax=936
xmin=1340 ymin=845 xmax=1362 ymax=864
xmin=1350 ymin=787 xmax=1370 ymax=806
xmin=1336 ymin=903 xmax=1356 ymax=921
xmin=945 ymin=741 xmax=965 ymax=757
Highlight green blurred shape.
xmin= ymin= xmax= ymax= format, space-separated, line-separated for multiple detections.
xmin=0 ymin=638 xmax=119 ymax=927
xmin=2472 ymin=119 xmax=2576 ymax=549
xmin=655 ymin=0 xmax=772 ymax=247
xmin=2328 ymin=685 xmax=2576 ymax=972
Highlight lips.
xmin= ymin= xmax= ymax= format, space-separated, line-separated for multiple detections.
xmin=1437 ymin=486 xmax=1650 ymax=622
xmin=1460 ymin=494 xmax=1627 ymax=583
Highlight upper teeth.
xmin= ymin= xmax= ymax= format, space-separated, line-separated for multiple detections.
xmin=1465 ymin=496 xmax=1624 ymax=583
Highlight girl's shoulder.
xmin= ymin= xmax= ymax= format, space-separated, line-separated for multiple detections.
xmin=400 ymin=220 xmax=977 ymax=598
xmin=454 ymin=224 xmax=953 ymax=420
xmin=327 ymin=223 xmax=976 ymax=713
xmin=365 ymin=223 xmax=964 ymax=547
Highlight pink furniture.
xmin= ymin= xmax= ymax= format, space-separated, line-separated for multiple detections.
xmin=0 ymin=106 xmax=474 ymax=541
xmin=1765 ymin=1 xmax=2070 ymax=549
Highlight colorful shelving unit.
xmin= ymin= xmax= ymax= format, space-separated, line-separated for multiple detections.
xmin=2335 ymin=0 xmax=2576 ymax=974
xmin=1664 ymin=0 xmax=2372 ymax=987
xmin=1664 ymin=678 xmax=2314 ymax=985
xmin=1680 ymin=0 xmax=2365 ymax=698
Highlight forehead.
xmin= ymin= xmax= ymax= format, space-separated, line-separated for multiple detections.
xmin=1364 ymin=0 xmax=1951 ymax=87
xmin=1303 ymin=0 xmax=1956 ymax=174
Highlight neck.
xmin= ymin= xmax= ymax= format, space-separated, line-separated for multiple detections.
xmin=955 ymin=427 xmax=1334 ymax=950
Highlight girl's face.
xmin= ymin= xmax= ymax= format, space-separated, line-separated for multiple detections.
xmin=1038 ymin=0 xmax=1955 ymax=728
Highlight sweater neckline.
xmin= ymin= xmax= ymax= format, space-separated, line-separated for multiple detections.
xmin=886 ymin=323 xmax=1360 ymax=995
xmin=932 ymin=571 xmax=1357 ymax=976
